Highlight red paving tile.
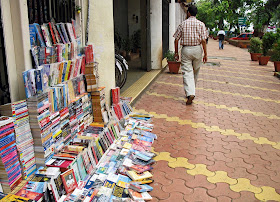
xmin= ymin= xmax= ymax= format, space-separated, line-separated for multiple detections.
xmin=184 ymin=188 xmax=217 ymax=202
xmin=184 ymin=175 xmax=216 ymax=190
xmin=161 ymin=192 xmax=186 ymax=202
xmin=134 ymin=39 xmax=280 ymax=201
xmin=162 ymin=179 xmax=193 ymax=195
xmin=207 ymin=182 xmax=241 ymax=199
xmin=232 ymin=191 xmax=259 ymax=202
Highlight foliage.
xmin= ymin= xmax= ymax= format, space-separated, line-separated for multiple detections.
xmin=249 ymin=0 xmax=280 ymax=33
xmin=262 ymin=31 xmax=277 ymax=56
xmin=196 ymin=0 xmax=256 ymax=31
xmin=122 ymin=37 xmax=132 ymax=52
xmin=165 ymin=50 xmax=176 ymax=61
xmin=196 ymin=0 xmax=280 ymax=34
xmin=114 ymin=30 xmax=123 ymax=51
xmin=248 ymin=37 xmax=262 ymax=53
xmin=271 ymin=39 xmax=280 ymax=61
xmin=131 ymin=30 xmax=141 ymax=53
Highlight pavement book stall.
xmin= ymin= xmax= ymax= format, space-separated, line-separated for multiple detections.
xmin=0 ymin=18 xmax=158 ymax=201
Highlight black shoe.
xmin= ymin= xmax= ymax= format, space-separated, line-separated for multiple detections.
xmin=186 ymin=95 xmax=195 ymax=105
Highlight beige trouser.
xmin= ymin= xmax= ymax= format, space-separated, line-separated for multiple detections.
xmin=181 ymin=45 xmax=203 ymax=97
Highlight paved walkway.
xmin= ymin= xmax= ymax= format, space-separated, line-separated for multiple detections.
xmin=134 ymin=39 xmax=280 ymax=202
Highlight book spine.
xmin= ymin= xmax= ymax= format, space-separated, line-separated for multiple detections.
xmin=48 ymin=22 xmax=56 ymax=45
xmin=56 ymin=24 xmax=66 ymax=44
xmin=34 ymin=23 xmax=46 ymax=47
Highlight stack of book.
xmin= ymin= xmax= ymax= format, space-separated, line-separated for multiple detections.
xmin=27 ymin=93 xmax=54 ymax=167
xmin=11 ymin=100 xmax=36 ymax=179
xmin=85 ymin=62 xmax=99 ymax=93
xmin=90 ymin=87 xmax=108 ymax=123
xmin=75 ymin=96 xmax=84 ymax=133
xmin=59 ymin=107 xmax=71 ymax=146
xmin=54 ymin=111 xmax=157 ymax=201
xmin=68 ymin=101 xmax=78 ymax=141
xmin=50 ymin=111 xmax=63 ymax=154
xmin=0 ymin=116 xmax=22 ymax=193
xmin=82 ymin=93 xmax=93 ymax=129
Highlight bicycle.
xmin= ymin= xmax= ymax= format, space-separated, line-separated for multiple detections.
xmin=115 ymin=53 xmax=128 ymax=89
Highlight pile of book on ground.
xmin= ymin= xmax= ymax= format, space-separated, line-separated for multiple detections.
xmin=11 ymin=101 xmax=36 ymax=179
xmin=0 ymin=108 xmax=158 ymax=201
xmin=0 ymin=117 xmax=23 ymax=194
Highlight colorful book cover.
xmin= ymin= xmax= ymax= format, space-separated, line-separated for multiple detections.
xmin=66 ymin=23 xmax=75 ymax=42
xmin=27 ymin=69 xmax=37 ymax=96
xmin=61 ymin=61 xmax=68 ymax=83
xmin=41 ymin=64 xmax=50 ymax=91
xmin=71 ymin=19 xmax=77 ymax=39
xmin=58 ymin=62 xmax=65 ymax=84
xmin=48 ymin=22 xmax=56 ymax=45
xmin=34 ymin=69 xmax=43 ymax=95
xmin=76 ymin=154 xmax=87 ymax=181
xmin=55 ymin=44 xmax=62 ymax=62
xmin=56 ymin=24 xmax=66 ymax=44
xmin=22 ymin=71 xmax=31 ymax=98
xmin=34 ymin=23 xmax=46 ymax=47
xmin=52 ymin=22 xmax=61 ymax=43
xmin=29 ymin=24 xmax=37 ymax=47
xmin=59 ymin=23 xmax=70 ymax=44
xmin=70 ymin=159 xmax=81 ymax=183
xmin=41 ymin=24 xmax=52 ymax=47
xmin=1 ymin=194 xmax=33 ymax=202
xmin=64 ymin=60 xmax=72 ymax=82
xmin=61 ymin=169 xmax=78 ymax=194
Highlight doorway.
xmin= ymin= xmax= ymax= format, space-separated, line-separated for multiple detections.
xmin=0 ymin=6 xmax=11 ymax=105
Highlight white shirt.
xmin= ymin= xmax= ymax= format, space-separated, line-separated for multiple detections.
xmin=217 ymin=30 xmax=225 ymax=35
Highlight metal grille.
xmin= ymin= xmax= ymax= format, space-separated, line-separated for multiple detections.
xmin=27 ymin=0 xmax=76 ymax=24
xmin=162 ymin=0 xmax=169 ymax=58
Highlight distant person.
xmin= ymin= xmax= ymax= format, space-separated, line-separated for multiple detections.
xmin=173 ymin=5 xmax=207 ymax=105
xmin=206 ymin=28 xmax=210 ymax=44
xmin=218 ymin=29 xmax=225 ymax=49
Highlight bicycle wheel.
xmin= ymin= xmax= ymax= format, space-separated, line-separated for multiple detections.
xmin=115 ymin=55 xmax=128 ymax=88
xmin=115 ymin=59 xmax=123 ymax=88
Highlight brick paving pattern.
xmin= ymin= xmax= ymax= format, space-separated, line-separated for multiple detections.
xmin=134 ymin=39 xmax=280 ymax=201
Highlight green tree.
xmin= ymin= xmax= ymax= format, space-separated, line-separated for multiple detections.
xmin=197 ymin=0 xmax=280 ymax=34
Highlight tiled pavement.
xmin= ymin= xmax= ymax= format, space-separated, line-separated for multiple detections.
xmin=133 ymin=39 xmax=280 ymax=201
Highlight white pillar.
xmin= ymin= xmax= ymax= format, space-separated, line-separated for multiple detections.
xmin=1 ymin=0 xmax=32 ymax=102
xmin=169 ymin=0 xmax=176 ymax=52
xmin=150 ymin=0 xmax=162 ymax=70
xmin=87 ymin=0 xmax=115 ymax=105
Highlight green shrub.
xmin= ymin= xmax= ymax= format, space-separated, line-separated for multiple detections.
xmin=248 ymin=37 xmax=262 ymax=53
xmin=165 ymin=50 xmax=176 ymax=61
xmin=262 ymin=32 xmax=277 ymax=56
xmin=271 ymin=39 xmax=280 ymax=61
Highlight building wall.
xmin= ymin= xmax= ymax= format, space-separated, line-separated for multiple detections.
xmin=87 ymin=1 xmax=115 ymax=104
xmin=1 ymin=0 xmax=32 ymax=102
xmin=150 ymin=0 xmax=162 ymax=70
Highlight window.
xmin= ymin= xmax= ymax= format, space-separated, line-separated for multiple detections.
xmin=27 ymin=0 xmax=76 ymax=24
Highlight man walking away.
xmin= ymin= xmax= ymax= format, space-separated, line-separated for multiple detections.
xmin=174 ymin=5 xmax=207 ymax=105
xmin=217 ymin=29 xmax=225 ymax=49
